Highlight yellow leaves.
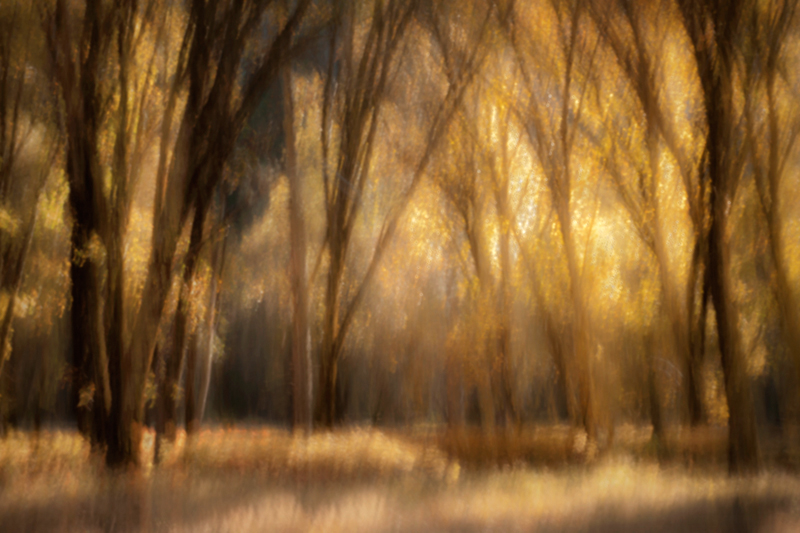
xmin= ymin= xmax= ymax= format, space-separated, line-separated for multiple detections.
xmin=12 ymin=290 xmax=39 ymax=319
xmin=171 ymin=382 xmax=184 ymax=404
xmin=0 ymin=205 xmax=21 ymax=238
xmin=704 ymin=363 xmax=730 ymax=426
xmin=402 ymin=184 xmax=445 ymax=264
xmin=623 ymin=258 xmax=661 ymax=331
xmin=1 ymin=317 xmax=10 ymax=361
xmin=293 ymin=71 xmax=324 ymax=178
xmin=783 ymin=218 xmax=800 ymax=285
xmin=747 ymin=343 xmax=768 ymax=377
xmin=143 ymin=370 xmax=158 ymax=409
xmin=72 ymin=232 xmax=106 ymax=268
xmin=184 ymin=258 xmax=216 ymax=335
xmin=38 ymin=170 xmax=69 ymax=233
xmin=124 ymin=205 xmax=152 ymax=302
xmin=77 ymin=383 xmax=96 ymax=410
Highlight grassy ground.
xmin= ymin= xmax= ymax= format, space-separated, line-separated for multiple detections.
xmin=1 ymin=425 xmax=799 ymax=532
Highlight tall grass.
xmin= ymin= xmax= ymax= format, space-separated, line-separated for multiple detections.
xmin=1 ymin=425 xmax=799 ymax=531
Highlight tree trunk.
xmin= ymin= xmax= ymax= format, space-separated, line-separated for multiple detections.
xmin=761 ymin=65 xmax=800 ymax=426
xmin=161 ymin=201 xmax=206 ymax=438
xmin=553 ymin=0 xmax=596 ymax=443
xmin=687 ymin=246 xmax=710 ymax=426
xmin=706 ymin=41 xmax=760 ymax=475
xmin=545 ymin=317 xmax=572 ymax=422
xmin=0 ymin=198 xmax=39 ymax=382
xmin=184 ymin=333 xmax=198 ymax=435
xmin=676 ymin=0 xmax=760 ymax=474
xmin=708 ymin=209 xmax=760 ymax=474
xmin=197 ymin=230 xmax=225 ymax=424
xmin=558 ymin=207 xmax=597 ymax=442
xmin=496 ymin=177 xmax=519 ymax=428
xmin=284 ymin=64 xmax=312 ymax=433
xmin=316 ymin=245 xmax=343 ymax=427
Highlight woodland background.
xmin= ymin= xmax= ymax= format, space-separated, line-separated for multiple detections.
xmin=0 ymin=0 xmax=799 ymax=484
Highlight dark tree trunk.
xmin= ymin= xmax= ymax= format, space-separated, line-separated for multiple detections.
xmin=687 ymin=253 xmax=710 ymax=426
xmin=708 ymin=213 xmax=760 ymax=474
xmin=184 ymin=334 xmax=198 ymax=435
xmin=316 ymin=243 xmax=343 ymax=427
xmin=676 ymin=0 xmax=760 ymax=475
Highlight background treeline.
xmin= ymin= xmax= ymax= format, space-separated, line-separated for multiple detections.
xmin=0 ymin=0 xmax=798 ymax=474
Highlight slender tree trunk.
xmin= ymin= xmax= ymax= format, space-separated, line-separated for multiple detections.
xmin=0 ymin=200 xmax=38 ymax=380
xmin=556 ymin=202 xmax=597 ymax=442
xmin=69 ymin=240 xmax=94 ymax=441
xmin=184 ymin=332 xmax=198 ymax=434
xmin=468 ymin=205 xmax=499 ymax=434
xmin=762 ymin=68 xmax=800 ymax=421
xmin=444 ymin=269 xmax=465 ymax=428
xmin=686 ymin=245 xmax=709 ymax=426
xmin=708 ymin=215 xmax=760 ymax=473
xmin=197 ymin=230 xmax=225 ymax=424
xmin=496 ymin=180 xmax=519 ymax=428
xmin=161 ymin=202 xmax=206 ymax=438
xmin=445 ymin=351 xmax=465 ymax=427
xmin=317 ymin=239 xmax=344 ymax=427
xmin=195 ymin=294 xmax=216 ymax=426
xmin=648 ymin=355 xmax=663 ymax=441
xmin=477 ymin=372 xmax=496 ymax=433
xmin=646 ymin=324 xmax=666 ymax=461
xmin=546 ymin=317 xmax=572 ymax=422
xmin=553 ymin=0 xmax=596 ymax=443
xmin=284 ymin=65 xmax=312 ymax=432
xmin=152 ymin=345 xmax=165 ymax=465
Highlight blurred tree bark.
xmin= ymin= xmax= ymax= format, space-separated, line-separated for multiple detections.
xmin=0 ymin=3 xmax=57 ymax=433
xmin=315 ymin=0 xmax=420 ymax=426
xmin=128 ymin=0 xmax=311 ymax=460
xmin=743 ymin=0 xmax=800 ymax=424
xmin=195 ymin=218 xmax=226 ymax=427
xmin=589 ymin=0 xmax=709 ymax=427
xmin=47 ymin=0 xmax=312 ymax=466
xmin=284 ymin=61 xmax=312 ymax=432
xmin=676 ymin=0 xmax=760 ymax=474
xmin=314 ymin=0 xmax=499 ymax=427
xmin=50 ymin=0 xmax=121 ymax=459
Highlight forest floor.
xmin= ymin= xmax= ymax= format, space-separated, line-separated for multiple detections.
xmin=1 ymin=425 xmax=800 ymax=532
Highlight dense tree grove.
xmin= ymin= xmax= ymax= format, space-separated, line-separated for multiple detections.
xmin=0 ymin=0 xmax=798 ymax=473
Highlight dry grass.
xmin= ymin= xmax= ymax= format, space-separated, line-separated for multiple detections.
xmin=170 ymin=426 xmax=457 ymax=481
xmin=428 ymin=423 xmax=735 ymax=469
xmin=1 ymin=425 xmax=799 ymax=532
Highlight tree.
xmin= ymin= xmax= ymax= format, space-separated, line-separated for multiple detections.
xmin=46 ymin=0 xmax=313 ymax=465
xmin=589 ymin=0 xmax=709 ymax=427
xmin=0 ymin=2 xmax=58 ymax=397
xmin=742 ymin=0 xmax=800 ymax=416
xmin=676 ymin=0 xmax=761 ymax=474
xmin=154 ymin=0 xmax=313 ymax=440
xmin=505 ymin=0 xmax=603 ymax=443
xmin=284 ymin=59 xmax=312 ymax=432
xmin=313 ymin=0 xmax=497 ymax=426
xmin=434 ymin=84 xmax=528 ymax=430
